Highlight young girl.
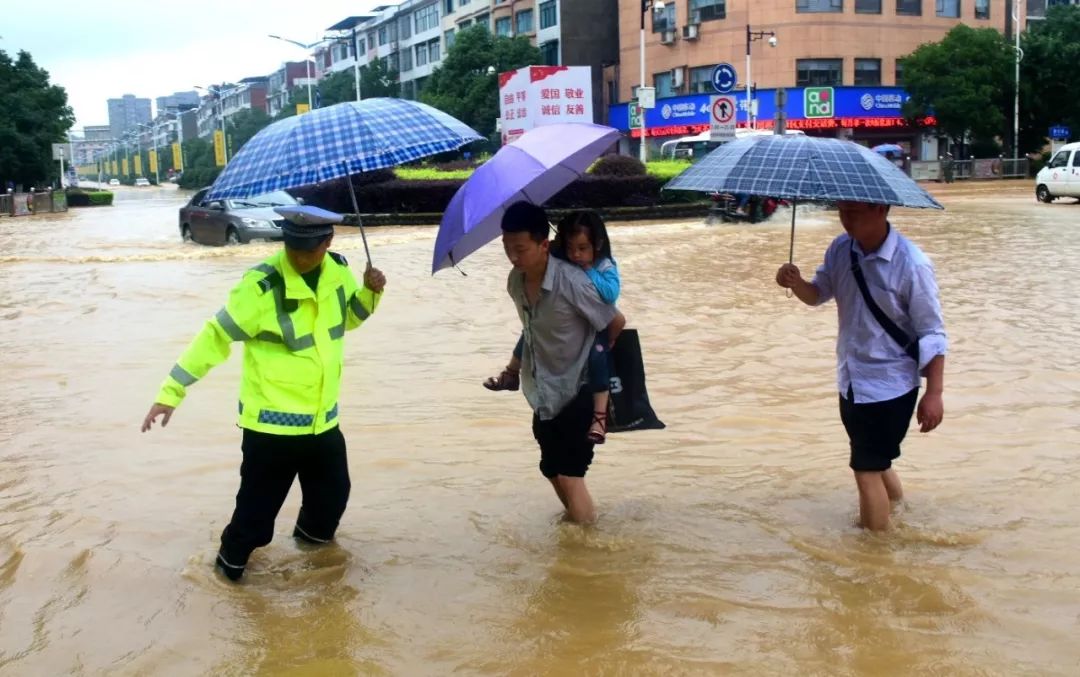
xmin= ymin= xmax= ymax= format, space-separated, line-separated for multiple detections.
xmin=484 ymin=210 xmax=621 ymax=444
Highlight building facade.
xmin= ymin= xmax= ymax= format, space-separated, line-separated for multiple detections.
xmin=155 ymin=91 xmax=201 ymax=115
xmin=316 ymin=1 xmax=618 ymax=118
xmin=614 ymin=0 xmax=1026 ymax=155
xmin=107 ymin=94 xmax=152 ymax=141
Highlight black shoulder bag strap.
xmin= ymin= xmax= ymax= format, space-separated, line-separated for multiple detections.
xmin=849 ymin=240 xmax=920 ymax=363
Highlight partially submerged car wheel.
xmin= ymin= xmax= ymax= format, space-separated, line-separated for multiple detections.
xmin=226 ymin=227 xmax=241 ymax=245
xmin=181 ymin=225 xmax=192 ymax=242
xmin=1036 ymin=185 xmax=1054 ymax=203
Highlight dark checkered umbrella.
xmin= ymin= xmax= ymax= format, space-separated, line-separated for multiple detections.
xmin=664 ymin=134 xmax=943 ymax=262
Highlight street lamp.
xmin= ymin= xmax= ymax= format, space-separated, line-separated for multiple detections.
xmin=1012 ymin=0 xmax=1024 ymax=161
xmin=194 ymin=84 xmax=230 ymax=164
xmin=639 ymin=0 xmax=665 ymax=163
xmin=746 ymin=25 xmax=777 ymax=130
xmin=269 ymin=34 xmax=321 ymax=108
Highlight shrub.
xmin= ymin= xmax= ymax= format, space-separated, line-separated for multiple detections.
xmin=590 ymin=154 xmax=647 ymax=177
xmin=352 ymin=168 xmax=397 ymax=186
xmin=66 ymin=189 xmax=114 ymax=207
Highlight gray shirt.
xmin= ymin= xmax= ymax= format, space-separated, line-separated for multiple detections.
xmin=508 ymin=256 xmax=618 ymax=420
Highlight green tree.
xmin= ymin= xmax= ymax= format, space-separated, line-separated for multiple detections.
xmin=227 ymin=108 xmax=273 ymax=152
xmin=1019 ymin=5 xmax=1080 ymax=153
xmin=0 ymin=49 xmax=75 ymax=188
xmin=900 ymin=25 xmax=1013 ymax=150
xmin=420 ymin=26 xmax=541 ymax=138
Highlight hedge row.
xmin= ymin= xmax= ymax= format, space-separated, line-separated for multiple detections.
xmin=293 ymin=174 xmax=702 ymax=215
xmin=66 ymin=189 xmax=114 ymax=207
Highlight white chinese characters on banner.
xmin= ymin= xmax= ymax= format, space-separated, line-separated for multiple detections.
xmin=498 ymin=66 xmax=593 ymax=145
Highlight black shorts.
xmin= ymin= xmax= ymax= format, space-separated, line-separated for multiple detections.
xmin=839 ymin=386 xmax=918 ymax=472
xmin=532 ymin=388 xmax=596 ymax=478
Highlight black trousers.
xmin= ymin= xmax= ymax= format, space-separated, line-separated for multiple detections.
xmin=218 ymin=426 xmax=350 ymax=568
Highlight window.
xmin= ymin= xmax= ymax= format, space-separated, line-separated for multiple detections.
xmin=389 ymin=22 xmax=398 ymax=42
xmin=378 ymin=27 xmax=388 ymax=45
xmin=416 ymin=43 xmax=429 ymax=66
xmin=1048 ymin=151 xmax=1068 ymax=169
xmin=539 ymin=39 xmax=559 ymax=65
xmin=368 ymin=31 xmax=376 ymax=47
xmin=415 ymin=4 xmax=439 ymax=33
xmin=935 ymin=0 xmax=959 ymax=17
xmin=445 ymin=28 xmax=455 ymax=49
xmin=539 ymin=0 xmax=557 ymax=28
xmin=895 ymin=59 xmax=904 ymax=85
xmin=854 ymin=58 xmax=881 ymax=85
xmin=652 ymin=3 xmax=675 ymax=32
xmin=400 ymin=46 xmax=413 ymax=72
xmin=400 ymin=16 xmax=412 ymax=40
xmin=444 ymin=0 xmax=454 ymax=13
xmin=897 ymin=0 xmax=921 ymax=15
xmin=387 ymin=51 xmax=399 ymax=72
xmin=474 ymin=13 xmax=490 ymax=29
xmin=357 ymin=38 xmax=366 ymax=54
xmin=975 ymin=0 xmax=989 ymax=18
xmin=797 ymin=0 xmax=843 ymax=12
xmin=495 ymin=16 xmax=512 ymax=36
xmin=689 ymin=65 xmax=716 ymax=93
xmin=689 ymin=0 xmax=726 ymax=21
xmin=516 ymin=9 xmax=534 ymax=33
xmin=401 ymin=80 xmax=416 ymax=100
xmin=429 ymin=38 xmax=440 ymax=62
xmin=654 ymin=71 xmax=676 ymax=98
xmin=796 ymin=58 xmax=843 ymax=86
xmin=458 ymin=19 xmax=471 ymax=28
xmin=1072 ymin=151 xmax=1080 ymax=167
xmin=855 ymin=0 xmax=882 ymax=12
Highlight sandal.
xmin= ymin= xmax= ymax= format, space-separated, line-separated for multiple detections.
xmin=587 ymin=410 xmax=608 ymax=445
xmin=483 ymin=369 xmax=520 ymax=391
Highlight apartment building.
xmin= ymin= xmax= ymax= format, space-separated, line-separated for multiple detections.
xmin=316 ymin=0 xmax=616 ymax=123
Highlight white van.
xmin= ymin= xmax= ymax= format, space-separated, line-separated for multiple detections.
xmin=660 ymin=128 xmax=805 ymax=160
xmin=1035 ymin=141 xmax=1080 ymax=202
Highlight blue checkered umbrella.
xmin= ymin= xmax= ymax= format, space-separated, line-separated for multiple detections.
xmin=664 ymin=134 xmax=942 ymax=264
xmin=206 ymin=98 xmax=482 ymax=263
xmin=664 ymin=134 xmax=942 ymax=209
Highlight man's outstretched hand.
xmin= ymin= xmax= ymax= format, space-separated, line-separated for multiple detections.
xmin=142 ymin=403 xmax=175 ymax=432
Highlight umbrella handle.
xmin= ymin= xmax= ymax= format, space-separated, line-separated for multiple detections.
xmin=343 ymin=162 xmax=373 ymax=268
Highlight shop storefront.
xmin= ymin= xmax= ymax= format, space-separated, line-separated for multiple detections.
xmin=609 ymin=87 xmax=939 ymax=160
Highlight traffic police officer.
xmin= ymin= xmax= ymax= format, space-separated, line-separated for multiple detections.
xmin=142 ymin=205 xmax=386 ymax=581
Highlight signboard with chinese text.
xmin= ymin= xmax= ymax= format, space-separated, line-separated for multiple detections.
xmin=498 ymin=66 xmax=593 ymax=145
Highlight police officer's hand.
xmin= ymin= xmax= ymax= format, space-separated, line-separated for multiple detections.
xmin=141 ymin=403 xmax=175 ymax=432
xmin=776 ymin=263 xmax=803 ymax=289
xmin=364 ymin=265 xmax=386 ymax=294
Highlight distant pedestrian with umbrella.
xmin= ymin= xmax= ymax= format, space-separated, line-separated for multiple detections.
xmin=666 ymin=135 xmax=948 ymax=531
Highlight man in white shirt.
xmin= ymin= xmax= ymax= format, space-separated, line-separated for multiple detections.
xmin=776 ymin=201 xmax=947 ymax=531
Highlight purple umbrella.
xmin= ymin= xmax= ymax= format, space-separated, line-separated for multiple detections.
xmin=432 ymin=122 xmax=621 ymax=274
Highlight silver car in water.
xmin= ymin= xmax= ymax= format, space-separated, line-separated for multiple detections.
xmin=179 ymin=188 xmax=300 ymax=245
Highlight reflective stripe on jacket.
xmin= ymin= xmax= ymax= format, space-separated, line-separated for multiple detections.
xmin=155 ymin=250 xmax=380 ymax=435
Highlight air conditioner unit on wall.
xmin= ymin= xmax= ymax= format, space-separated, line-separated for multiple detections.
xmin=683 ymin=24 xmax=699 ymax=40
xmin=660 ymin=29 xmax=676 ymax=45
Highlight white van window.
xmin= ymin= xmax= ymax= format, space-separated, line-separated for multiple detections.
xmin=1049 ymin=152 xmax=1069 ymax=169
xmin=1073 ymin=151 xmax=1080 ymax=167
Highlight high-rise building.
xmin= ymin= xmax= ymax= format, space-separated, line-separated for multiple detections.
xmin=107 ymin=94 xmax=152 ymax=140
xmin=155 ymin=91 xmax=201 ymax=115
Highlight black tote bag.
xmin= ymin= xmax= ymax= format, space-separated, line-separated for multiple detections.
xmin=607 ymin=329 xmax=666 ymax=433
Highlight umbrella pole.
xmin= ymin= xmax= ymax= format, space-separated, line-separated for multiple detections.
xmin=342 ymin=162 xmax=373 ymax=268
xmin=787 ymin=199 xmax=797 ymax=298
xmin=788 ymin=199 xmax=797 ymax=263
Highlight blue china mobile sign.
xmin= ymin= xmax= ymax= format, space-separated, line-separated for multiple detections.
xmin=610 ymin=87 xmax=932 ymax=136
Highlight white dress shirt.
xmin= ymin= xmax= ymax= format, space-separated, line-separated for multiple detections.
xmin=811 ymin=225 xmax=948 ymax=404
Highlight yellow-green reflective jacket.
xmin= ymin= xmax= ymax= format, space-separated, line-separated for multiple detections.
xmin=155 ymin=250 xmax=381 ymax=435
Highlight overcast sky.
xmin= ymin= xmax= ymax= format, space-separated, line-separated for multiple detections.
xmin=4 ymin=0 xmax=382 ymax=130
